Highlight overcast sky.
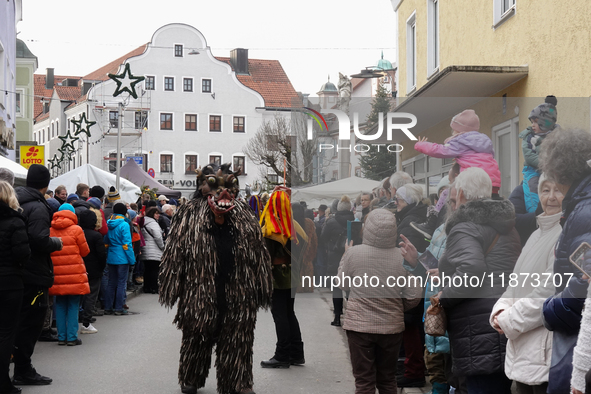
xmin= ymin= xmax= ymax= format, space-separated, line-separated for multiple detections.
xmin=17 ymin=0 xmax=397 ymax=95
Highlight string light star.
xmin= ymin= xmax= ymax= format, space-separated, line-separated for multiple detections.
xmin=48 ymin=155 xmax=62 ymax=170
xmin=58 ymin=129 xmax=79 ymax=156
xmin=108 ymin=63 xmax=145 ymax=99
xmin=72 ymin=112 xmax=96 ymax=138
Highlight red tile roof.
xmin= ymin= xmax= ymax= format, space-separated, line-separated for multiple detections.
xmin=216 ymin=57 xmax=300 ymax=108
xmin=33 ymin=74 xmax=82 ymax=121
xmin=83 ymin=44 xmax=147 ymax=81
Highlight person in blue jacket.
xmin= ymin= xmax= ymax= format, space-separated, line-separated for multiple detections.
xmin=103 ymin=203 xmax=135 ymax=315
xmin=539 ymin=128 xmax=591 ymax=394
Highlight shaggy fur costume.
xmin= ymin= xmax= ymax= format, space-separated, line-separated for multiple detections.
xmin=159 ymin=197 xmax=273 ymax=393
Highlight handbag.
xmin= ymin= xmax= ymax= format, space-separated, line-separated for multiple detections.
xmin=424 ymin=295 xmax=447 ymax=337
xmin=424 ymin=233 xmax=501 ymax=337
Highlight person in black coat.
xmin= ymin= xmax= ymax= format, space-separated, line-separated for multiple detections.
xmin=393 ymin=184 xmax=430 ymax=387
xmin=79 ymin=209 xmax=107 ymax=334
xmin=508 ymin=181 xmax=541 ymax=246
xmin=433 ymin=168 xmax=521 ymax=393
xmin=14 ymin=164 xmax=62 ymax=386
xmin=0 ymin=181 xmax=31 ymax=394
xmin=320 ymin=195 xmax=354 ymax=327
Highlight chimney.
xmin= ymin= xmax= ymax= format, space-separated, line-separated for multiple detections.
xmin=230 ymin=48 xmax=249 ymax=75
xmin=45 ymin=68 xmax=54 ymax=89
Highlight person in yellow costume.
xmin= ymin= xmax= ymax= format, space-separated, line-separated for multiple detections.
xmin=260 ymin=187 xmax=309 ymax=369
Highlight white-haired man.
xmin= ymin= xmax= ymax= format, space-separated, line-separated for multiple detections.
xmin=431 ymin=167 xmax=520 ymax=393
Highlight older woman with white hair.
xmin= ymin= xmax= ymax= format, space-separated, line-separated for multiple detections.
xmin=432 ymin=167 xmax=521 ymax=393
xmin=389 ymin=171 xmax=413 ymax=200
xmin=534 ymin=128 xmax=591 ymax=394
xmin=489 ymin=174 xmax=563 ymax=394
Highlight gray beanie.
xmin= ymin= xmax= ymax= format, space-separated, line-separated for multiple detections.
xmin=331 ymin=199 xmax=339 ymax=213
xmin=337 ymin=195 xmax=352 ymax=212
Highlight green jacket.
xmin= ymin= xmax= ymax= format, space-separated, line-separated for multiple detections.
xmin=519 ymin=126 xmax=548 ymax=169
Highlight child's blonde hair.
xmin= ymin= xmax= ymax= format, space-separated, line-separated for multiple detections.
xmin=0 ymin=180 xmax=21 ymax=212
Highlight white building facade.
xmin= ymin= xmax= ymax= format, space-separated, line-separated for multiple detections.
xmin=33 ymin=23 xmax=299 ymax=197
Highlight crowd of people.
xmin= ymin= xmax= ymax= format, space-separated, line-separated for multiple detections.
xmin=0 ymin=164 xmax=182 ymax=394
xmin=2 ymin=96 xmax=591 ymax=394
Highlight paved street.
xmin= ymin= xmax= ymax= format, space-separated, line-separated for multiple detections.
xmin=16 ymin=290 xmax=356 ymax=394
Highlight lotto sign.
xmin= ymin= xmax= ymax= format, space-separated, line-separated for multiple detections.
xmin=20 ymin=146 xmax=45 ymax=169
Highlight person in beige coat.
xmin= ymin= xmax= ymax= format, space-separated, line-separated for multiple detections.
xmin=490 ymin=174 xmax=564 ymax=393
xmin=338 ymin=209 xmax=422 ymax=394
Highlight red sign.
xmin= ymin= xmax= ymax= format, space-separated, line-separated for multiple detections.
xmin=148 ymin=168 xmax=155 ymax=178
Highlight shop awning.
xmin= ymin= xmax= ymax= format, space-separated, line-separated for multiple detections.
xmin=372 ymin=65 xmax=528 ymax=143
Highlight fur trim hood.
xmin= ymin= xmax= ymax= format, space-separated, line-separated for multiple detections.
xmin=446 ymin=198 xmax=515 ymax=235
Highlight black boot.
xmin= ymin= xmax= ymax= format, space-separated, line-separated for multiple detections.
xmin=410 ymin=210 xmax=439 ymax=240
xmin=331 ymin=314 xmax=341 ymax=327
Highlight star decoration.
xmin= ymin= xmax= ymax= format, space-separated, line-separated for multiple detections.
xmin=48 ymin=155 xmax=62 ymax=170
xmin=58 ymin=129 xmax=79 ymax=156
xmin=72 ymin=112 xmax=96 ymax=138
xmin=108 ymin=63 xmax=145 ymax=99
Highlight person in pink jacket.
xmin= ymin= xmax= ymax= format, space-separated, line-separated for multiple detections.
xmin=414 ymin=109 xmax=502 ymax=196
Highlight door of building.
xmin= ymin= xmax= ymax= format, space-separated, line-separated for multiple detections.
xmin=492 ymin=117 xmax=519 ymax=198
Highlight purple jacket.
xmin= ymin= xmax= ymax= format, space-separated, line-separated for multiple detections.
xmin=414 ymin=131 xmax=501 ymax=188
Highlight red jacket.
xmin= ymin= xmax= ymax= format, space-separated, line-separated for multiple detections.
xmin=49 ymin=210 xmax=90 ymax=296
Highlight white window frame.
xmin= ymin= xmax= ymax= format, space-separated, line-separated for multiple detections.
xmin=15 ymin=88 xmax=24 ymax=117
xmin=231 ymin=153 xmax=247 ymax=175
xmin=406 ymin=12 xmax=417 ymax=93
xmin=208 ymin=113 xmax=223 ymax=133
xmin=201 ymin=78 xmax=213 ymax=93
xmin=159 ymin=151 xmax=175 ymax=174
xmin=427 ymin=0 xmax=440 ymax=77
xmin=208 ymin=152 xmax=223 ymax=165
xmin=492 ymin=117 xmax=520 ymax=197
xmin=232 ymin=115 xmax=246 ymax=133
xmin=164 ymin=75 xmax=175 ymax=91
xmin=184 ymin=113 xmax=198 ymax=132
xmin=145 ymin=75 xmax=156 ymax=91
xmin=182 ymin=77 xmax=194 ymax=92
xmin=493 ymin=0 xmax=516 ymax=29
xmin=184 ymin=152 xmax=199 ymax=175
xmin=159 ymin=111 xmax=174 ymax=132
xmin=174 ymin=43 xmax=184 ymax=57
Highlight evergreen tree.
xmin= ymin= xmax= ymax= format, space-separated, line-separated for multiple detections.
xmin=359 ymin=81 xmax=397 ymax=180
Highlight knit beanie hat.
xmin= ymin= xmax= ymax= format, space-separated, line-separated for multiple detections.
xmin=337 ymin=195 xmax=352 ymax=212
xmin=90 ymin=185 xmax=105 ymax=199
xmin=396 ymin=186 xmax=413 ymax=205
xmin=331 ymin=199 xmax=339 ymax=213
xmin=127 ymin=209 xmax=137 ymax=220
xmin=58 ymin=203 xmax=75 ymax=214
xmin=46 ymin=198 xmax=60 ymax=213
xmin=436 ymin=176 xmax=450 ymax=195
xmin=87 ymin=197 xmax=102 ymax=210
xmin=26 ymin=164 xmax=50 ymax=189
xmin=529 ymin=95 xmax=558 ymax=132
xmin=113 ymin=203 xmax=127 ymax=215
xmin=107 ymin=186 xmax=120 ymax=203
xmin=450 ymin=109 xmax=480 ymax=133
xmin=67 ymin=193 xmax=79 ymax=203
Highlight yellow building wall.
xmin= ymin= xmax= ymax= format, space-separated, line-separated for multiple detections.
xmin=397 ymin=0 xmax=591 ymax=97
xmin=396 ymin=0 xmax=591 ymax=180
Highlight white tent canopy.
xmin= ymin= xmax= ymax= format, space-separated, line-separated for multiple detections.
xmin=49 ymin=164 xmax=141 ymax=203
xmin=0 ymin=156 xmax=28 ymax=180
xmin=291 ymin=176 xmax=380 ymax=208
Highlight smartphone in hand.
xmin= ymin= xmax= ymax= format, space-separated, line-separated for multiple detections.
xmin=418 ymin=249 xmax=439 ymax=271
xmin=569 ymin=241 xmax=591 ymax=278
xmin=347 ymin=220 xmax=363 ymax=246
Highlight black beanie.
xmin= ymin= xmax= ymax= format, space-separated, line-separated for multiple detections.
xmin=26 ymin=164 xmax=51 ymax=189
xmin=90 ymin=185 xmax=105 ymax=198
xmin=113 ymin=203 xmax=127 ymax=215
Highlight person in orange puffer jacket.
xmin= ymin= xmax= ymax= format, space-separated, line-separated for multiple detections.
xmin=49 ymin=203 xmax=90 ymax=346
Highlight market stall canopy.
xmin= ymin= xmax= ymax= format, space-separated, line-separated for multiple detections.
xmin=119 ymin=159 xmax=182 ymax=199
xmin=48 ymin=164 xmax=141 ymax=203
xmin=0 ymin=156 xmax=28 ymax=186
xmin=291 ymin=176 xmax=380 ymax=208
